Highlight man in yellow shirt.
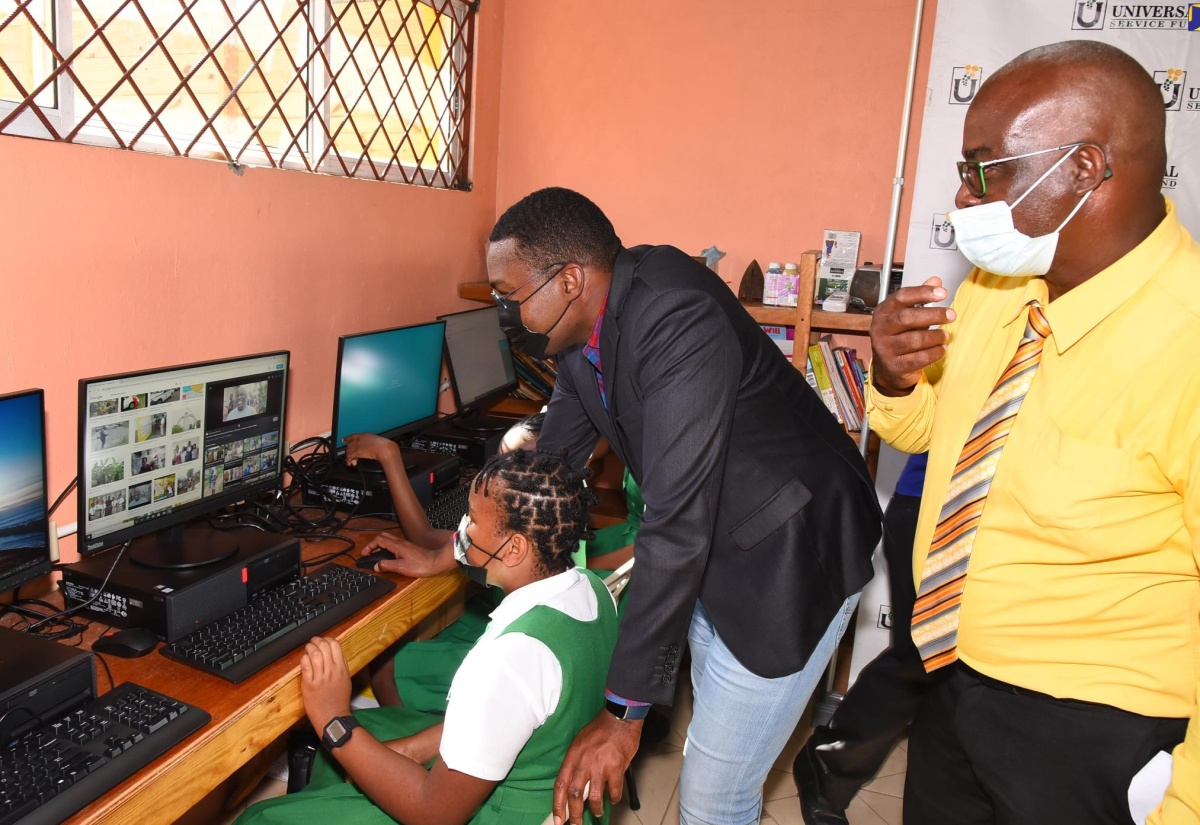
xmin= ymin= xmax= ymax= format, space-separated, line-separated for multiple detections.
xmin=867 ymin=41 xmax=1199 ymax=824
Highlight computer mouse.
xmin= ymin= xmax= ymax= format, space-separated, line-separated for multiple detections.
xmin=93 ymin=627 xmax=159 ymax=658
xmin=355 ymin=549 xmax=397 ymax=570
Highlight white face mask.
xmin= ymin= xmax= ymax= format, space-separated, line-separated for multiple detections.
xmin=948 ymin=145 xmax=1093 ymax=278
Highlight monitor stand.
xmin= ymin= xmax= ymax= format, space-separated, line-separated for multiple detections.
xmin=450 ymin=409 xmax=516 ymax=434
xmin=128 ymin=520 xmax=242 ymax=570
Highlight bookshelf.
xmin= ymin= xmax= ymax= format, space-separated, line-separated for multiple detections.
xmin=738 ymin=249 xmax=872 ymax=358
xmin=741 ymin=249 xmax=878 ymax=473
xmin=457 ymin=281 xmax=493 ymax=303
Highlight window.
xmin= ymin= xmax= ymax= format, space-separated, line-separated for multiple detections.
xmin=0 ymin=0 xmax=476 ymax=187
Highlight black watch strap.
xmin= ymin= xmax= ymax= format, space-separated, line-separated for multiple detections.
xmin=321 ymin=715 xmax=361 ymax=749
xmin=604 ymin=698 xmax=650 ymax=721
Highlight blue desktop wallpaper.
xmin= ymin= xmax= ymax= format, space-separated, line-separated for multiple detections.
xmin=0 ymin=393 xmax=47 ymax=551
xmin=334 ymin=323 xmax=445 ymax=445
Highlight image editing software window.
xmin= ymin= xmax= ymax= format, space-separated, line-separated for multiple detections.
xmin=80 ymin=352 xmax=289 ymax=557
xmin=332 ymin=321 xmax=446 ymax=450
xmin=0 ymin=389 xmax=53 ymax=595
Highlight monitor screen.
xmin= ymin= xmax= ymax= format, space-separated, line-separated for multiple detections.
xmin=439 ymin=306 xmax=518 ymax=412
xmin=79 ymin=352 xmax=289 ymax=558
xmin=0 ymin=389 xmax=52 ymax=596
xmin=331 ymin=321 xmax=446 ymax=449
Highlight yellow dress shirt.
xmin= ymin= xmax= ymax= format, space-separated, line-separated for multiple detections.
xmin=867 ymin=200 xmax=1200 ymax=824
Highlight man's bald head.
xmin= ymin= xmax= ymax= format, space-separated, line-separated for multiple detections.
xmin=973 ymin=40 xmax=1165 ymax=195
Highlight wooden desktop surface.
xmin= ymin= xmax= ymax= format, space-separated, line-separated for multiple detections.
xmin=54 ymin=527 xmax=467 ymax=825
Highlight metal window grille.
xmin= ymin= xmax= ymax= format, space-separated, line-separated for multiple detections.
xmin=0 ymin=0 xmax=476 ymax=188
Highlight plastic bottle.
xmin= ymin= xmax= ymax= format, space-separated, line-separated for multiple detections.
xmin=782 ymin=262 xmax=800 ymax=307
xmin=763 ymin=262 xmax=784 ymax=306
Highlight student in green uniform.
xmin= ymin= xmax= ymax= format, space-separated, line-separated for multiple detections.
xmin=343 ymin=415 xmax=556 ymax=712
xmin=238 ymin=449 xmax=618 ymax=825
xmin=346 ymin=416 xmax=641 ymax=712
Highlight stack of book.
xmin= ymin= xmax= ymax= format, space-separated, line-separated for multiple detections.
xmin=511 ymin=352 xmax=556 ymax=400
xmin=805 ymin=334 xmax=867 ymax=432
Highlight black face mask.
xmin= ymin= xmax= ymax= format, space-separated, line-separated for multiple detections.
xmin=494 ymin=263 xmax=572 ymax=360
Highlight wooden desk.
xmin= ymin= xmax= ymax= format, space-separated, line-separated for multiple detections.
xmin=60 ymin=530 xmax=467 ymax=825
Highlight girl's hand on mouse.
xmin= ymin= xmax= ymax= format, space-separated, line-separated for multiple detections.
xmin=361 ymin=533 xmax=456 ymax=578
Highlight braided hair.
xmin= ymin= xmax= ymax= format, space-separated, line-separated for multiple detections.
xmin=473 ymin=448 xmax=596 ymax=576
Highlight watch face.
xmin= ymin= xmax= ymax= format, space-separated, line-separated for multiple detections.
xmin=327 ymin=719 xmax=348 ymax=741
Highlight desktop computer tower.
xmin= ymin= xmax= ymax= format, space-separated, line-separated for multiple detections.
xmin=0 ymin=626 xmax=97 ymax=744
xmin=409 ymin=419 xmax=504 ymax=469
xmin=62 ymin=531 xmax=302 ymax=643
xmin=300 ymin=449 xmax=461 ymax=515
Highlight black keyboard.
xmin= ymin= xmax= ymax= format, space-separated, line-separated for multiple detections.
xmin=161 ymin=563 xmax=395 ymax=683
xmin=425 ymin=483 xmax=470 ymax=530
xmin=0 ymin=682 xmax=209 ymax=825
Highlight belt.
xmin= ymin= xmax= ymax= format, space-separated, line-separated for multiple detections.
xmin=955 ymin=662 xmax=1066 ymax=702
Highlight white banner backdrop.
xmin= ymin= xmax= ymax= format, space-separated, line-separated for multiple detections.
xmin=902 ymin=0 xmax=1200 ymax=296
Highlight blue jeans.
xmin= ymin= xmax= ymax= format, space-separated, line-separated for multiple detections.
xmin=680 ymin=594 xmax=860 ymax=825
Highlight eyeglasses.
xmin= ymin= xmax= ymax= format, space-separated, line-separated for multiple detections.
xmin=492 ymin=262 xmax=568 ymax=304
xmin=956 ymin=143 xmax=1085 ymax=198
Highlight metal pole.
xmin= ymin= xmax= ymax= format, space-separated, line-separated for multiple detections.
xmin=860 ymin=0 xmax=925 ymax=459
xmin=879 ymin=0 xmax=926 ymax=309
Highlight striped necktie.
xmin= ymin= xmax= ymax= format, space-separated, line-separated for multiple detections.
xmin=911 ymin=301 xmax=1051 ymax=673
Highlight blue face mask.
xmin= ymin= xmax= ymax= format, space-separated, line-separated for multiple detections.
xmin=453 ymin=513 xmax=509 ymax=587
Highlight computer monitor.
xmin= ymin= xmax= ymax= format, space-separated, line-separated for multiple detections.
xmin=438 ymin=307 xmax=519 ymax=433
xmin=79 ymin=351 xmax=290 ymax=569
xmin=0 ymin=389 xmax=53 ymax=597
xmin=331 ymin=321 xmax=446 ymax=451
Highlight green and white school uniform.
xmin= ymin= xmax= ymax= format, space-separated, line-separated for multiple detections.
xmin=237 ymin=567 xmax=618 ymax=825
xmin=389 ymin=474 xmax=639 ymax=714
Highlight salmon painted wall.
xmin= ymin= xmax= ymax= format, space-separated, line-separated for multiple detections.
xmin=0 ymin=2 xmax=507 ymax=560
xmin=494 ymin=0 xmax=939 ymax=288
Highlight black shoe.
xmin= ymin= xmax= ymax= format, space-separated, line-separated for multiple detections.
xmin=792 ymin=740 xmax=849 ymax=825
xmin=286 ymin=727 xmax=320 ymax=794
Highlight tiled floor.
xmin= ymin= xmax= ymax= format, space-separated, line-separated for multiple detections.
xmin=223 ymin=672 xmax=907 ymax=825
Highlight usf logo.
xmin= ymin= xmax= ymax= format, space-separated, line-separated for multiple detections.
xmin=949 ymin=65 xmax=983 ymax=105
xmin=1072 ymin=0 xmax=1106 ymax=29
xmin=930 ymin=214 xmax=957 ymax=250
xmin=1155 ymin=69 xmax=1187 ymax=110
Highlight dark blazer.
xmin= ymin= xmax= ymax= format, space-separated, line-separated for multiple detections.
xmin=539 ymin=245 xmax=882 ymax=705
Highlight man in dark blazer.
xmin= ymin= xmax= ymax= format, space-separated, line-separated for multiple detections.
xmin=486 ymin=188 xmax=882 ymax=825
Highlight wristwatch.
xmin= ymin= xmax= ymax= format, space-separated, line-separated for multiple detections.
xmin=604 ymin=699 xmax=651 ymax=721
xmin=321 ymin=715 xmax=361 ymax=749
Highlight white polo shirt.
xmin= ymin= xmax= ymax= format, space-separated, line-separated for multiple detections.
xmin=439 ymin=568 xmax=613 ymax=781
